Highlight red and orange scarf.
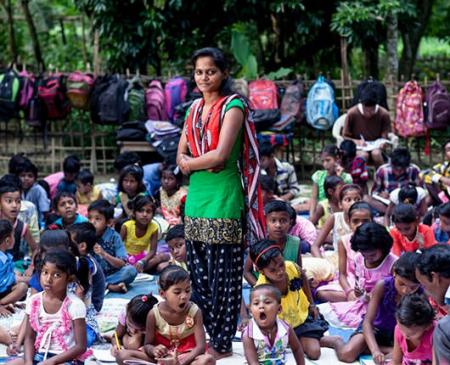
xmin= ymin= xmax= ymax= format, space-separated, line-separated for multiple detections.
xmin=184 ymin=94 xmax=265 ymax=244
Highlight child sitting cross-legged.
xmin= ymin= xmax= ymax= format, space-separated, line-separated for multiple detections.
xmin=0 ymin=220 xmax=28 ymax=317
xmin=249 ymin=240 xmax=329 ymax=360
xmin=113 ymin=293 xmax=158 ymax=365
xmin=88 ymin=199 xmax=138 ymax=293
xmin=243 ymin=284 xmax=305 ymax=365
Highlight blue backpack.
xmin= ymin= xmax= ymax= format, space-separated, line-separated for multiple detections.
xmin=306 ymin=76 xmax=338 ymax=130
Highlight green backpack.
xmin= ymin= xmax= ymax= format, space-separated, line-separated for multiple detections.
xmin=0 ymin=69 xmax=21 ymax=121
xmin=126 ymin=77 xmax=146 ymax=121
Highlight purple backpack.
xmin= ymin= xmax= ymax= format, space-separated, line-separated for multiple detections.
xmin=425 ymin=81 xmax=450 ymax=130
xmin=145 ymin=80 xmax=167 ymax=121
xmin=18 ymin=70 xmax=35 ymax=110
xmin=164 ymin=77 xmax=187 ymax=122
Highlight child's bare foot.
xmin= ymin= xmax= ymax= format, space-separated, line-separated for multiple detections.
xmin=108 ymin=283 xmax=128 ymax=293
xmin=207 ymin=347 xmax=232 ymax=360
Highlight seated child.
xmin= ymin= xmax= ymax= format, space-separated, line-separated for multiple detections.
xmin=391 ymin=293 xmax=435 ymax=365
xmin=16 ymin=159 xmax=50 ymax=228
xmin=49 ymin=192 xmax=88 ymax=229
xmin=287 ymin=205 xmax=317 ymax=252
xmin=56 ymin=155 xmax=81 ymax=195
xmin=340 ymin=140 xmax=368 ymax=194
xmin=0 ymin=220 xmax=28 ymax=316
xmin=259 ymin=174 xmax=280 ymax=206
xmin=249 ymin=240 xmax=329 ymax=360
xmin=115 ymin=164 xmax=149 ymax=219
xmin=384 ymin=182 xmax=428 ymax=226
xmin=310 ymin=175 xmax=344 ymax=227
xmin=320 ymin=222 xmax=397 ymax=328
xmin=0 ymin=179 xmax=37 ymax=263
xmin=88 ymin=200 xmax=138 ymax=293
xmin=311 ymin=184 xmax=362 ymax=258
xmin=324 ymin=252 xmax=421 ymax=363
xmin=120 ymin=195 xmax=169 ymax=273
xmin=8 ymin=250 xmax=91 ymax=365
xmin=309 ymin=144 xmax=352 ymax=220
xmin=166 ymin=224 xmax=187 ymax=270
xmin=433 ymin=202 xmax=450 ymax=243
xmin=421 ymin=138 xmax=450 ymax=205
xmin=144 ymin=265 xmax=215 ymax=365
xmin=390 ymin=203 xmax=435 ymax=256
xmin=76 ymin=169 xmax=103 ymax=207
xmin=242 ymin=284 xmax=305 ymax=365
xmin=158 ymin=165 xmax=187 ymax=226
xmin=113 ymin=293 xmax=158 ymax=365
xmin=67 ymin=222 xmax=105 ymax=346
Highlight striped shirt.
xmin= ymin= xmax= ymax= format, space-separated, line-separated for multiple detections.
xmin=272 ymin=158 xmax=300 ymax=197
xmin=372 ymin=163 xmax=421 ymax=194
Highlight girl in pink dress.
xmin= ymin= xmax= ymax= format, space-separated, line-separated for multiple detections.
xmin=329 ymin=222 xmax=398 ymax=328
xmin=316 ymin=201 xmax=372 ymax=302
xmin=392 ymin=293 xmax=436 ymax=365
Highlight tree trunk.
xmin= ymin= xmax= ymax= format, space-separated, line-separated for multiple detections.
xmin=20 ymin=0 xmax=45 ymax=71
xmin=362 ymin=37 xmax=379 ymax=79
xmin=386 ymin=12 xmax=399 ymax=81
xmin=399 ymin=0 xmax=435 ymax=78
xmin=0 ymin=0 xmax=18 ymax=64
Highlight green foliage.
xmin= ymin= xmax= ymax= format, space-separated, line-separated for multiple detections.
xmin=231 ymin=30 xmax=258 ymax=79
xmin=265 ymin=67 xmax=293 ymax=80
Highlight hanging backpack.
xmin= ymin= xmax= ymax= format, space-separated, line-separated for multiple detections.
xmin=89 ymin=74 xmax=113 ymax=124
xmin=66 ymin=71 xmax=94 ymax=109
xmin=232 ymin=78 xmax=249 ymax=97
xmin=26 ymin=77 xmax=46 ymax=128
xmin=126 ymin=77 xmax=146 ymax=122
xmin=248 ymin=79 xmax=279 ymax=110
xmin=145 ymin=80 xmax=167 ymax=121
xmin=0 ymin=68 xmax=21 ymax=121
xmin=424 ymin=81 xmax=450 ymax=130
xmin=395 ymin=80 xmax=426 ymax=137
xmin=38 ymin=74 xmax=71 ymax=120
xmin=280 ymin=80 xmax=305 ymax=121
xmin=164 ymin=77 xmax=188 ymax=122
xmin=352 ymin=79 xmax=389 ymax=110
xmin=96 ymin=75 xmax=129 ymax=125
xmin=18 ymin=70 xmax=35 ymax=111
xmin=306 ymin=76 xmax=338 ymax=130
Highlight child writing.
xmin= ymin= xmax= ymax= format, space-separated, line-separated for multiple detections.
xmin=76 ymin=169 xmax=103 ymax=206
xmin=120 ymin=195 xmax=169 ymax=273
xmin=391 ymin=293 xmax=436 ymax=365
xmin=311 ymin=184 xmax=362 ymax=258
xmin=242 ymin=284 xmax=305 ymax=365
xmin=390 ymin=203 xmax=435 ymax=256
xmin=309 ymin=144 xmax=352 ymax=220
xmin=144 ymin=265 xmax=215 ymax=365
xmin=158 ymin=165 xmax=187 ymax=226
xmin=310 ymin=175 xmax=344 ymax=227
xmin=249 ymin=239 xmax=328 ymax=360
xmin=11 ymin=250 xmax=91 ymax=365
xmin=316 ymin=201 xmax=373 ymax=303
xmin=67 ymin=222 xmax=105 ymax=346
xmin=50 ymin=192 xmax=88 ymax=229
xmin=88 ymin=199 xmax=138 ymax=293
xmin=340 ymin=140 xmax=368 ymax=194
xmin=325 ymin=252 xmax=421 ymax=363
xmin=115 ymin=164 xmax=149 ymax=219
xmin=0 ymin=180 xmax=37 ymax=263
xmin=384 ymin=182 xmax=428 ymax=227
xmin=0 ymin=220 xmax=28 ymax=317
xmin=166 ymin=224 xmax=187 ymax=271
xmin=325 ymin=222 xmax=397 ymax=328
xmin=56 ymin=155 xmax=81 ymax=195
xmin=113 ymin=293 xmax=158 ymax=365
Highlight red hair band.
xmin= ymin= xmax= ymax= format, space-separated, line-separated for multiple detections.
xmin=254 ymin=245 xmax=281 ymax=267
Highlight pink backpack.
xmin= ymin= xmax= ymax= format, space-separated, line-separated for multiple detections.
xmin=164 ymin=77 xmax=187 ymax=122
xmin=145 ymin=80 xmax=167 ymax=120
xmin=395 ymin=81 xmax=426 ymax=137
xmin=66 ymin=71 xmax=94 ymax=109
xmin=18 ymin=70 xmax=35 ymax=110
xmin=248 ymin=80 xmax=279 ymax=110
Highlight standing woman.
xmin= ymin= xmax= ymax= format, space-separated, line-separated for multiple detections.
xmin=177 ymin=47 xmax=265 ymax=359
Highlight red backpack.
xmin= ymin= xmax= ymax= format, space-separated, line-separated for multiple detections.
xmin=145 ymin=80 xmax=167 ymax=121
xmin=38 ymin=74 xmax=71 ymax=120
xmin=248 ymin=80 xmax=279 ymax=109
xmin=395 ymin=80 xmax=426 ymax=137
xmin=67 ymin=71 xmax=94 ymax=109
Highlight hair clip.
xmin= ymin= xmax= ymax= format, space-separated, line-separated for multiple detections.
xmin=174 ymin=166 xmax=180 ymax=175
xmin=416 ymin=249 xmax=423 ymax=255
xmin=141 ymin=295 xmax=147 ymax=302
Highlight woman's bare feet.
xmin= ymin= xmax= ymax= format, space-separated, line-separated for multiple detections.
xmin=207 ymin=347 xmax=232 ymax=360
xmin=108 ymin=282 xmax=128 ymax=293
